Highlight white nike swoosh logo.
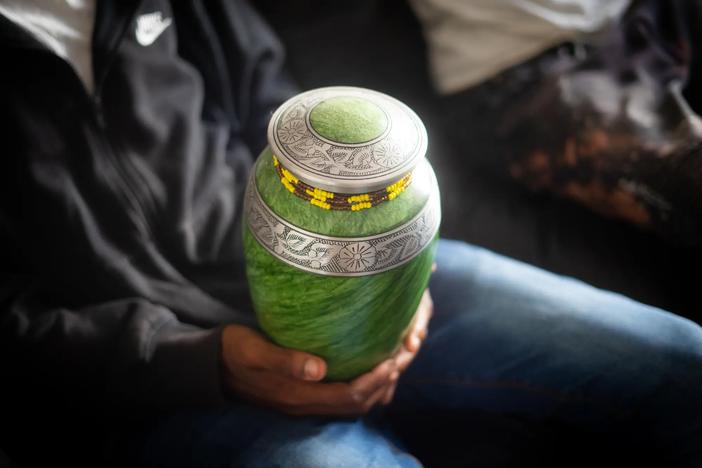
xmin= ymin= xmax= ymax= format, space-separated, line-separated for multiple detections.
xmin=135 ymin=12 xmax=172 ymax=46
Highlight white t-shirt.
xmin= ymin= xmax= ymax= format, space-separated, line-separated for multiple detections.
xmin=410 ymin=0 xmax=631 ymax=94
xmin=0 ymin=0 xmax=96 ymax=93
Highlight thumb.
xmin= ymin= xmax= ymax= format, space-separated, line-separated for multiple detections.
xmin=249 ymin=334 xmax=327 ymax=381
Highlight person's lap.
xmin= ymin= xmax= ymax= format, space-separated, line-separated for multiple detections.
xmin=114 ymin=239 xmax=702 ymax=467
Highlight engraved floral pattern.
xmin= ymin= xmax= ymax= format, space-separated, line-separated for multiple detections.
xmin=270 ymin=90 xmax=425 ymax=181
xmin=373 ymin=141 xmax=404 ymax=168
xmin=278 ymin=119 xmax=307 ymax=144
xmin=244 ymin=171 xmax=440 ymax=277
xmin=338 ymin=242 xmax=377 ymax=272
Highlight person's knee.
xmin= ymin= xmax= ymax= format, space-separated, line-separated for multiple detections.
xmin=236 ymin=421 xmax=419 ymax=468
xmin=654 ymin=316 xmax=702 ymax=383
xmin=430 ymin=239 xmax=485 ymax=296
xmin=248 ymin=439 xmax=367 ymax=468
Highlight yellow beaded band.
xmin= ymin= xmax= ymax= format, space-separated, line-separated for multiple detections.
xmin=273 ymin=155 xmax=412 ymax=211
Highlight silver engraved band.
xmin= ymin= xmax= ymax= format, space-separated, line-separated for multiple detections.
xmin=244 ymin=170 xmax=440 ymax=277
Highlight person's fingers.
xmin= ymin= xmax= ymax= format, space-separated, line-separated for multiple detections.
xmin=421 ymin=289 xmax=434 ymax=320
xmin=406 ymin=334 xmax=421 ymax=353
xmin=283 ymin=402 xmax=365 ymax=417
xmin=283 ymin=388 xmax=386 ymax=417
xmin=432 ymin=262 xmax=437 ymax=273
xmin=350 ymin=359 xmax=397 ymax=402
xmin=394 ymin=346 xmax=416 ymax=373
xmin=238 ymin=367 xmax=358 ymax=409
xmin=361 ymin=379 xmax=395 ymax=412
xmin=287 ymin=377 xmax=399 ymax=416
xmin=239 ymin=330 xmax=327 ymax=381
xmin=405 ymin=289 xmax=433 ymax=351
xmin=381 ymin=381 xmax=398 ymax=405
xmin=246 ymin=372 xmax=393 ymax=417
xmin=413 ymin=291 xmax=433 ymax=334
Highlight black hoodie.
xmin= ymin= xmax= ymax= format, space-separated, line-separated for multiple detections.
xmin=0 ymin=0 xmax=295 ymax=435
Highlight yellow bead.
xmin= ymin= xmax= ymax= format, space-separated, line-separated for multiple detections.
xmin=351 ymin=201 xmax=372 ymax=211
xmin=281 ymin=178 xmax=295 ymax=193
xmin=310 ymin=199 xmax=330 ymax=210
xmin=282 ymin=168 xmax=298 ymax=183
xmin=306 ymin=188 xmax=327 ymax=202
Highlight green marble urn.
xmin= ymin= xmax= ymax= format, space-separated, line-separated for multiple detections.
xmin=243 ymin=86 xmax=440 ymax=381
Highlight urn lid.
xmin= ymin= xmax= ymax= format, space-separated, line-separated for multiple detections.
xmin=267 ymin=86 xmax=428 ymax=194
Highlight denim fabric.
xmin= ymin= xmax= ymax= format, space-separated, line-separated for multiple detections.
xmin=117 ymin=239 xmax=702 ymax=467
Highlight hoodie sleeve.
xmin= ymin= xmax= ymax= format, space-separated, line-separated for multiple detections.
xmin=1 ymin=276 xmax=231 ymax=415
xmin=0 ymin=133 xmax=245 ymax=414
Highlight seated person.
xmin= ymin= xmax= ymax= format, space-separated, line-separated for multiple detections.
xmin=1 ymin=0 xmax=700 ymax=466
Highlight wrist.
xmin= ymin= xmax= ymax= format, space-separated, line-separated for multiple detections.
xmin=219 ymin=324 xmax=238 ymax=400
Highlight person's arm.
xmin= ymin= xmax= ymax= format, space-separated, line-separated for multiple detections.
xmin=1 ymin=275 xmax=229 ymax=414
xmin=2 ymin=265 xmax=433 ymax=419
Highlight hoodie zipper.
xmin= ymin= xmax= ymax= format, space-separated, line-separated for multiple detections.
xmin=89 ymin=0 xmax=157 ymax=240
xmin=91 ymin=93 xmax=155 ymax=240
xmin=3 ymin=1 xmax=155 ymax=239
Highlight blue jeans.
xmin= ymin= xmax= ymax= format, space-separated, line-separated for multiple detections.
xmin=116 ymin=240 xmax=702 ymax=467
